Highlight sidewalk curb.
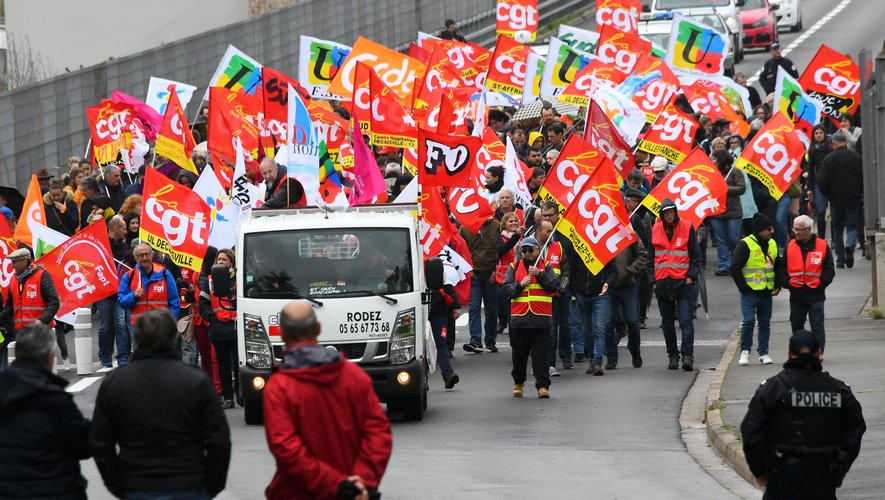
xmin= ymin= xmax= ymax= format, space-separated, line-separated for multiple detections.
xmin=705 ymin=327 xmax=761 ymax=490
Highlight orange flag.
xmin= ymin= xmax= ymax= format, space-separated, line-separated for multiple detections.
xmin=636 ymin=103 xmax=699 ymax=163
xmin=0 ymin=215 xmax=18 ymax=293
xmin=13 ymin=175 xmax=47 ymax=248
xmin=155 ymin=87 xmax=197 ymax=174
xmin=734 ymin=112 xmax=805 ymax=200
xmin=640 ymin=148 xmax=728 ymax=228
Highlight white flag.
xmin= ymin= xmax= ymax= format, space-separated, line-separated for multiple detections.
xmin=146 ymin=77 xmax=197 ymax=116
xmin=193 ymin=166 xmax=240 ymax=250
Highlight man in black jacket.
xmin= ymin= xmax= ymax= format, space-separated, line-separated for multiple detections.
xmin=0 ymin=324 xmax=90 ymax=499
xmin=260 ymin=157 xmax=306 ymax=209
xmin=44 ymin=180 xmax=80 ymax=236
xmin=759 ymin=43 xmax=799 ymax=95
xmin=90 ymin=309 xmax=231 ymax=499
xmin=99 ymin=166 xmax=126 ymax=214
xmin=817 ymin=131 xmax=864 ymax=269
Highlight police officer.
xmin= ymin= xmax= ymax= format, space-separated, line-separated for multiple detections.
xmin=740 ymin=330 xmax=866 ymax=499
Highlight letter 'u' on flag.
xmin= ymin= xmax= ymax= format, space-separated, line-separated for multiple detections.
xmin=556 ymin=161 xmax=636 ymax=275
xmin=640 ymin=148 xmax=728 ymax=228
xmin=734 ymin=112 xmax=805 ymax=200
xmin=13 ymin=175 xmax=47 ymax=248
xmin=665 ymin=13 xmax=730 ymax=77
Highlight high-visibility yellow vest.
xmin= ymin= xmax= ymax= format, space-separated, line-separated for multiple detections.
xmin=741 ymin=235 xmax=777 ymax=291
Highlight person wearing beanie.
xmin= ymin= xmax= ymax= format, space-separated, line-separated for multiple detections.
xmin=730 ymin=212 xmax=783 ymax=366
xmin=501 ymin=236 xmax=560 ymax=398
xmin=740 ymin=330 xmax=865 ymax=498
xmin=646 ymin=198 xmax=702 ymax=371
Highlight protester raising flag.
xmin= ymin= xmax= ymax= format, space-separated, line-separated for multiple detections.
xmin=13 ymin=175 xmax=46 ymax=248
xmin=734 ymin=112 xmax=805 ymax=200
xmin=637 ymin=103 xmax=699 ymax=164
xmin=555 ymin=160 xmax=636 ymax=275
xmin=154 ymin=87 xmax=198 ymax=174
xmin=640 ymin=148 xmax=728 ymax=228
xmin=773 ymin=66 xmax=824 ymax=143
xmin=539 ymin=134 xmax=612 ymax=211
xmin=35 ymin=221 xmax=119 ymax=318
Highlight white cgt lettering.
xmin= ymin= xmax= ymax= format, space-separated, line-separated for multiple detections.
xmin=813 ymin=67 xmax=859 ymax=96
xmin=145 ymin=197 xmax=208 ymax=247
xmin=752 ymin=133 xmax=800 ymax=179
xmin=576 ymin=189 xmax=632 ymax=252
xmin=667 ymin=171 xmax=719 ymax=219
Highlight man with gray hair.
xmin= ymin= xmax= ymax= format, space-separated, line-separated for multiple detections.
xmin=779 ymin=214 xmax=835 ymax=357
xmin=0 ymin=323 xmax=91 ymax=498
xmin=817 ymin=130 xmax=863 ymax=269
xmin=99 ymin=165 xmax=125 ymax=213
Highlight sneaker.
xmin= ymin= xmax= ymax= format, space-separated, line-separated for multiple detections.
xmin=463 ymin=343 xmax=483 ymax=353
xmin=845 ymin=248 xmax=854 ymax=269
xmin=62 ymin=358 xmax=72 ymax=372
xmin=631 ymin=351 xmax=643 ymax=368
xmin=574 ymin=353 xmax=586 ymax=362
xmin=668 ymin=354 xmax=679 ymax=370
xmin=739 ymin=350 xmax=750 ymax=366
xmin=444 ymin=373 xmax=460 ymax=389
xmin=605 ymin=359 xmax=617 ymax=370
xmin=537 ymin=387 xmax=550 ymax=398
xmin=486 ymin=345 xmax=499 ymax=353
xmin=512 ymin=384 xmax=524 ymax=398
xmin=682 ymin=355 xmax=694 ymax=372
xmin=549 ymin=366 xmax=560 ymax=377
xmin=759 ymin=354 xmax=773 ymax=365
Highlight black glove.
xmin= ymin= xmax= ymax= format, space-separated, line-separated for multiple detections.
xmin=337 ymin=479 xmax=363 ymax=500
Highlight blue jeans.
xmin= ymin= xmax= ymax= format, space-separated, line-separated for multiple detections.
xmin=574 ymin=291 xmax=611 ymax=364
xmin=775 ymin=194 xmax=791 ymax=251
xmin=99 ymin=297 xmax=130 ymax=366
xmin=790 ymin=301 xmax=826 ymax=352
xmin=125 ymin=488 xmax=209 ymax=500
xmin=830 ymin=204 xmax=860 ymax=265
xmin=656 ymin=282 xmax=696 ymax=356
xmin=548 ymin=293 xmax=572 ymax=367
xmin=813 ymin=184 xmax=829 ymax=240
xmin=430 ymin=316 xmax=454 ymax=378
xmin=740 ymin=292 xmax=772 ymax=356
xmin=710 ymin=217 xmax=741 ymax=271
xmin=468 ymin=271 xmax=498 ymax=348
xmin=608 ymin=283 xmax=641 ymax=361
xmin=569 ymin=297 xmax=585 ymax=355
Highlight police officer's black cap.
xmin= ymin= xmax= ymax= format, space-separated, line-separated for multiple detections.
xmin=788 ymin=330 xmax=820 ymax=355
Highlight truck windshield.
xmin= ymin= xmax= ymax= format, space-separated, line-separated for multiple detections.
xmin=243 ymin=228 xmax=414 ymax=298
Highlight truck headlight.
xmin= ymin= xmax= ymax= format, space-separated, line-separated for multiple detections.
xmin=389 ymin=308 xmax=416 ymax=365
xmin=243 ymin=313 xmax=273 ymax=369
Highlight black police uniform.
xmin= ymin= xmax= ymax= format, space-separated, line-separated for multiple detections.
xmin=741 ymin=356 xmax=865 ymax=499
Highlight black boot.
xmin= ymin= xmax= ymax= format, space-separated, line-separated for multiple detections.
xmin=682 ymin=355 xmax=694 ymax=372
xmin=668 ymin=354 xmax=679 ymax=370
xmin=631 ymin=351 xmax=643 ymax=368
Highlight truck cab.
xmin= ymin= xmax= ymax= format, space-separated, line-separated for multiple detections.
xmin=234 ymin=205 xmax=432 ymax=423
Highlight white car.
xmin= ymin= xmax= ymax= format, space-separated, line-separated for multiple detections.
xmin=769 ymin=0 xmax=802 ymax=32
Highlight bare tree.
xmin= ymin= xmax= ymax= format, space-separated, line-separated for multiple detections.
xmin=1 ymin=33 xmax=54 ymax=91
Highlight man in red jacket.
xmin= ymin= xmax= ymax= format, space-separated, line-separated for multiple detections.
xmin=264 ymin=301 xmax=392 ymax=500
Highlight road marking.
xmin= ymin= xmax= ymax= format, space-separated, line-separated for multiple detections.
xmin=66 ymin=376 xmax=102 ymax=393
xmin=747 ymin=0 xmax=852 ymax=85
xmin=96 ymin=366 xmax=115 ymax=373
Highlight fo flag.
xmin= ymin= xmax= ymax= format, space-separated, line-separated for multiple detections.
xmin=734 ymin=112 xmax=805 ymax=200
xmin=556 ymin=161 xmax=636 ymax=275
xmin=140 ymin=169 xmax=211 ymax=271
xmin=35 ymin=221 xmax=119 ymax=318
xmin=774 ymin=66 xmax=824 ymax=143
xmin=665 ymin=13 xmax=730 ymax=77
xmin=154 ymin=87 xmax=197 ymax=174
xmin=637 ymin=103 xmax=699 ymax=163
xmin=539 ymin=134 xmax=611 ymax=212
xmin=496 ymin=0 xmax=539 ymax=42
xmin=417 ymin=129 xmax=481 ymax=187
xmin=799 ymin=44 xmax=860 ymax=123
xmin=640 ymin=148 xmax=728 ymax=227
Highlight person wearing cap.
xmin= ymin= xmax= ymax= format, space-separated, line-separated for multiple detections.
xmin=740 ymin=330 xmax=866 ymax=498
xmin=649 ymin=156 xmax=670 ymax=190
xmin=817 ymin=130 xmax=863 ymax=269
xmin=0 ymin=248 xmax=61 ymax=371
xmin=34 ymin=167 xmax=54 ymax=191
xmin=0 ymin=206 xmax=15 ymax=230
xmin=730 ymin=213 xmax=782 ymax=366
xmin=647 ymin=198 xmax=702 ymax=371
xmin=501 ymin=236 xmax=559 ymax=399
xmin=759 ymin=42 xmax=799 ymax=95
xmin=534 ymin=214 xmax=573 ymax=376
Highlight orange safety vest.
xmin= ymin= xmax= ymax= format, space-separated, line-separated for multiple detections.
xmin=179 ymin=268 xmax=194 ymax=309
xmin=495 ymin=234 xmax=517 ymax=284
xmin=209 ymin=276 xmax=236 ymax=322
xmin=510 ymin=261 xmax=553 ymax=317
xmin=787 ymin=237 xmax=827 ymax=289
xmin=652 ymin=219 xmax=691 ymax=281
xmin=10 ymin=268 xmax=54 ymax=331
xmin=128 ymin=262 xmax=171 ymax=325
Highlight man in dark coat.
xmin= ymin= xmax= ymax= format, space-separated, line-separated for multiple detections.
xmin=0 ymin=324 xmax=91 ymax=499
xmin=816 ymin=131 xmax=864 ymax=268
xmin=759 ymin=43 xmax=799 ymax=95
xmin=259 ymin=157 xmax=306 ymax=209
xmin=44 ymin=180 xmax=80 ymax=236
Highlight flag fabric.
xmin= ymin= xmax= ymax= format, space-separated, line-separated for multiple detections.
xmin=13 ymin=175 xmax=47 ymax=248
xmin=308 ymin=100 xmax=351 ymax=167
xmin=416 ymin=129 xmax=482 ymax=187
xmin=496 ymin=0 xmax=539 ymax=42
xmin=665 ymin=13 xmax=730 ymax=77
xmin=682 ymin=80 xmax=751 ymax=137
xmin=595 ymin=0 xmax=641 ymax=35
xmin=799 ymin=44 xmax=861 ymax=123
xmin=595 ymin=24 xmax=650 ymax=74
xmin=593 ymin=84 xmax=647 ymax=146
xmin=447 ymin=186 xmax=495 ymax=234
xmin=145 ymin=77 xmax=197 ymax=117
xmin=485 ymin=35 xmax=534 ymax=97
xmin=394 ymin=175 xmax=418 ymax=203
xmin=557 ymin=58 xmax=629 ymax=106
xmin=298 ymin=35 xmax=352 ymax=100
xmin=207 ymin=87 xmax=262 ymax=167
xmin=420 ymin=186 xmax=454 ymax=258
xmin=414 ymin=45 xmax=463 ymax=114
xmin=193 ymin=165 xmax=240 ymax=250
xmin=317 ymin=140 xmax=349 ymax=210
xmin=503 ymin=137 xmax=534 ymax=208
xmin=773 ymin=66 xmax=824 ymax=142
xmin=538 ymin=134 xmax=612 ymax=211
xmin=329 ymin=37 xmax=426 ymax=102
xmin=86 ymin=100 xmax=135 ymax=165
xmin=111 ymin=90 xmax=163 ymax=141
xmin=557 ymin=24 xmax=601 ymax=53
xmin=367 ymin=70 xmax=418 ymax=149
xmin=629 ymin=53 xmax=680 ymax=122
xmin=154 ymin=87 xmax=198 ymax=174
xmin=261 ymin=66 xmax=310 ymax=145
xmin=539 ymin=37 xmax=595 ymax=98
xmin=734 ymin=112 xmax=805 ymax=200
xmin=637 ymin=103 xmax=699 ymax=163
xmin=229 ymin=138 xmax=261 ymax=214
xmin=35 ymin=221 xmax=119 ymax=318
xmin=30 ymin=222 xmax=68 ymax=260
xmin=585 ymin=100 xmax=636 ymax=179
xmin=0 ymin=215 xmax=18 ymax=292
xmin=640 ymin=148 xmax=728 ymax=227
xmin=283 ymin=84 xmax=320 ymax=206
xmin=556 ymin=161 xmax=636 ymax=275
xmin=521 ymin=50 xmax=545 ymax=102
xmin=348 ymin=119 xmax=388 ymax=207
xmin=203 ymin=44 xmax=262 ymax=100
xmin=140 ymin=168 xmax=211 ymax=271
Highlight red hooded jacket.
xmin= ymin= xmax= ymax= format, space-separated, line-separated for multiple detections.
xmin=263 ymin=342 xmax=392 ymax=499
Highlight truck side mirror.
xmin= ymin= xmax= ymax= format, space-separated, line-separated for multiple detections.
xmin=425 ymin=257 xmax=444 ymax=290
xmin=211 ymin=264 xmax=231 ymax=297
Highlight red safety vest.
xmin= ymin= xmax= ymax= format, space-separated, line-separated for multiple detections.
xmin=787 ymin=238 xmax=827 ymax=289
xmin=209 ymin=276 xmax=236 ymax=322
xmin=510 ymin=262 xmax=553 ymax=317
xmin=652 ymin=219 xmax=692 ymax=281
xmin=128 ymin=262 xmax=171 ymax=325
xmin=179 ymin=268 xmax=194 ymax=309
xmin=495 ymin=234 xmax=517 ymax=284
xmin=10 ymin=268 xmax=54 ymax=331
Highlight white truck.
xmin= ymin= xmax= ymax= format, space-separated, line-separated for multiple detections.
xmin=225 ymin=204 xmax=436 ymax=424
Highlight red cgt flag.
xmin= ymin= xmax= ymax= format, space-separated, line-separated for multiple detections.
xmin=637 ymin=103 xmax=699 ymax=164
xmin=419 ymin=186 xmax=454 ymax=258
xmin=798 ymin=44 xmax=861 ymax=124
xmin=35 ymin=221 xmax=119 ymax=317
xmin=154 ymin=87 xmax=197 ymax=174
xmin=734 ymin=112 xmax=805 ymax=200
xmin=538 ymin=134 xmax=612 ymax=212
xmin=416 ymin=129 xmax=482 ymax=187
xmin=640 ymin=148 xmax=728 ymax=227
xmin=0 ymin=215 xmax=18 ymax=293
xmin=585 ymin=100 xmax=635 ymax=180
xmin=208 ymin=87 xmax=262 ymax=169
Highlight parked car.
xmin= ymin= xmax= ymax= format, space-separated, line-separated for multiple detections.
xmin=769 ymin=0 xmax=802 ymax=32
xmin=649 ymin=0 xmax=745 ymax=62
xmin=739 ymin=0 xmax=779 ymax=50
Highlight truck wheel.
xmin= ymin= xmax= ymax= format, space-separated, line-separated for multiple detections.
xmin=401 ymin=388 xmax=426 ymax=421
xmin=244 ymin=399 xmax=263 ymax=425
